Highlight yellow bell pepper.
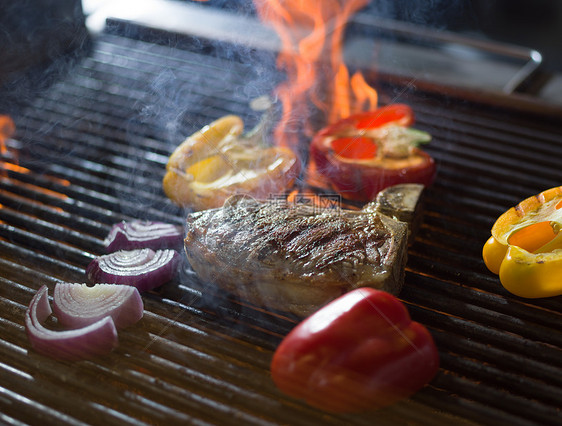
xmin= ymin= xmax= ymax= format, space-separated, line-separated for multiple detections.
xmin=482 ymin=186 xmax=562 ymax=298
xmin=163 ymin=115 xmax=300 ymax=211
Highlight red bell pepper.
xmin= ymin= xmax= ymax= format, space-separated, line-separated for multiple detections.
xmin=270 ymin=288 xmax=439 ymax=413
xmin=310 ymin=104 xmax=436 ymax=202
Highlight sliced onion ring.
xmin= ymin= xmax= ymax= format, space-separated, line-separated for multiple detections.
xmin=25 ymin=286 xmax=118 ymax=361
xmin=104 ymin=220 xmax=184 ymax=252
xmin=86 ymin=248 xmax=181 ymax=292
xmin=53 ymin=283 xmax=144 ymax=330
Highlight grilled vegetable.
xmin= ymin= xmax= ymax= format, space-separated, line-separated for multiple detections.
xmin=53 ymin=283 xmax=144 ymax=330
xmin=86 ymin=249 xmax=180 ymax=292
xmin=310 ymin=104 xmax=435 ymax=202
xmin=25 ymin=286 xmax=118 ymax=361
xmin=104 ymin=220 xmax=183 ymax=252
xmin=483 ymin=186 xmax=562 ymax=298
xmin=271 ymin=287 xmax=440 ymax=413
xmin=163 ymin=115 xmax=300 ymax=211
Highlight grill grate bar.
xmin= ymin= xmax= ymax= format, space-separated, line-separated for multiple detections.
xmin=406 ymin=269 xmax=562 ymax=331
xmin=0 ymin=183 xmax=108 ymax=238
xmin=432 ymin=328 xmax=562 ymax=388
xmin=439 ymin=353 xmax=562 ymax=415
xmin=430 ymin=371 xmax=560 ymax=426
xmin=409 ymin=302 xmax=562 ymax=369
xmin=2 ymin=167 xmax=176 ymax=226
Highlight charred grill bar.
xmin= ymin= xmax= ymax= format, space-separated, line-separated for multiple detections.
xmin=0 ymin=7 xmax=562 ymax=426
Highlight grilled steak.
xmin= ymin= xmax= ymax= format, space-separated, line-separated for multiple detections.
xmin=184 ymin=184 xmax=422 ymax=317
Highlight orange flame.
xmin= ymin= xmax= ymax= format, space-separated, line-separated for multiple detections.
xmin=253 ymin=0 xmax=377 ymax=148
xmin=0 ymin=162 xmax=29 ymax=174
xmin=0 ymin=116 xmax=16 ymax=178
xmin=0 ymin=116 xmax=15 ymax=156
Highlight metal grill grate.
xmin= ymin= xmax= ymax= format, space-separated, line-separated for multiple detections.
xmin=0 ymin=30 xmax=561 ymax=426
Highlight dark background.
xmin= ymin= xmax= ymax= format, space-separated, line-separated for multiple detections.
xmin=1 ymin=0 xmax=560 ymax=109
xmin=194 ymin=0 xmax=562 ymax=73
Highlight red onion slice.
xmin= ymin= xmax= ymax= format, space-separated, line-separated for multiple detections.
xmin=104 ymin=220 xmax=183 ymax=252
xmin=53 ymin=283 xmax=144 ymax=330
xmin=25 ymin=286 xmax=118 ymax=361
xmin=86 ymin=248 xmax=181 ymax=292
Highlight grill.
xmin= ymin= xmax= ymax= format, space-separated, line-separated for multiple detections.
xmin=1 ymin=13 xmax=562 ymax=426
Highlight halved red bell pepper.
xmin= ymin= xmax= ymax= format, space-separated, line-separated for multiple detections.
xmin=310 ymin=104 xmax=436 ymax=202
xmin=270 ymin=288 xmax=440 ymax=413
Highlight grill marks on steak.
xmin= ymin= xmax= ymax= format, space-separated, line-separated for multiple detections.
xmin=191 ymin=200 xmax=392 ymax=273
xmin=280 ymin=214 xmax=386 ymax=272
xmin=184 ymin=192 xmax=414 ymax=317
xmin=257 ymin=210 xmax=371 ymax=269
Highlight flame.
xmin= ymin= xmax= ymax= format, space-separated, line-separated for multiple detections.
xmin=3 ymin=179 xmax=69 ymax=201
xmin=350 ymin=71 xmax=378 ymax=116
xmin=0 ymin=161 xmax=29 ymax=174
xmin=0 ymin=115 xmax=15 ymax=156
xmin=0 ymin=115 xmax=70 ymax=201
xmin=253 ymin=0 xmax=376 ymax=148
xmin=0 ymin=116 xmax=16 ymax=178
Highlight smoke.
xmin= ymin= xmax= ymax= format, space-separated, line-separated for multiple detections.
xmin=132 ymin=46 xmax=279 ymax=147
xmin=106 ymin=6 xmax=283 ymax=219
